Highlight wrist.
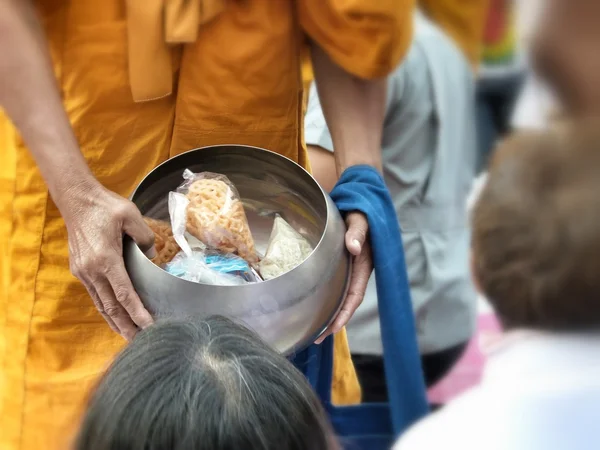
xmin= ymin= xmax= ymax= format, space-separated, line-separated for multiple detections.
xmin=23 ymin=130 xmax=104 ymax=213
xmin=50 ymin=170 xmax=104 ymax=215
xmin=335 ymin=151 xmax=383 ymax=176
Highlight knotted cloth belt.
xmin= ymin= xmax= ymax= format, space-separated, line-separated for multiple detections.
xmin=126 ymin=0 xmax=225 ymax=102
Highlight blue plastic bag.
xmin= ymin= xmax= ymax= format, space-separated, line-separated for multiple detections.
xmin=204 ymin=252 xmax=261 ymax=282
xmin=163 ymin=249 xmax=261 ymax=285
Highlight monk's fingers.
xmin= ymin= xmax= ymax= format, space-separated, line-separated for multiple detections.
xmin=315 ymin=324 xmax=334 ymax=345
xmin=343 ymin=242 xmax=373 ymax=320
xmin=315 ymin=242 xmax=373 ymax=345
xmin=105 ymin=263 xmax=153 ymax=331
xmin=94 ymin=277 xmax=139 ymax=341
xmin=83 ymin=282 xmax=119 ymax=334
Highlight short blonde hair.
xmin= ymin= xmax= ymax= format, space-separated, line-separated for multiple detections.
xmin=472 ymin=121 xmax=600 ymax=330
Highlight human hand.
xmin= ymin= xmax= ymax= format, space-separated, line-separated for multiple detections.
xmin=62 ymin=183 xmax=156 ymax=341
xmin=315 ymin=212 xmax=372 ymax=344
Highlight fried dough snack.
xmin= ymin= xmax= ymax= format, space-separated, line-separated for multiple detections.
xmin=185 ymin=178 xmax=257 ymax=263
xmin=143 ymin=217 xmax=180 ymax=266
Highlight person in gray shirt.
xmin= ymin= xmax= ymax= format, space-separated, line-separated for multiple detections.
xmin=305 ymin=12 xmax=477 ymax=401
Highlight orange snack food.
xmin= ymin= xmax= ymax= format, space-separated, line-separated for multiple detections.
xmin=184 ymin=177 xmax=257 ymax=263
xmin=143 ymin=217 xmax=180 ymax=266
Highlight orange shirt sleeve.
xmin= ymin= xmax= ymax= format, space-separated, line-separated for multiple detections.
xmin=298 ymin=0 xmax=415 ymax=80
xmin=419 ymin=0 xmax=491 ymax=67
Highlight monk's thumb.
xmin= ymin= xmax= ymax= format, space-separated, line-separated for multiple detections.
xmin=345 ymin=212 xmax=368 ymax=256
xmin=122 ymin=204 xmax=156 ymax=259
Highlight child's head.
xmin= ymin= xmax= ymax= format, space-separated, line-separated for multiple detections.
xmin=75 ymin=316 xmax=337 ymax=450
xmin=532 ymin=0 xmax=600 ymax=114
xmin=472 ymin=122 xmax=600 ymax=331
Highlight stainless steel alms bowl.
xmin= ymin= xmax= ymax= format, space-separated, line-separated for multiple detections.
xmin=123 ymin=145 xmax=350 ymax=354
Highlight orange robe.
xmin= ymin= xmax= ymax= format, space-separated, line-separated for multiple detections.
xmin=419 ymin=0 xmax=491 ymax=67
xmin=0 ymin=1 xmax=413 ymax=448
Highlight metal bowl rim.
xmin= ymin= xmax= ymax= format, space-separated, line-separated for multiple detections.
xmin=127 ymin=144 xmax=343 ymax=288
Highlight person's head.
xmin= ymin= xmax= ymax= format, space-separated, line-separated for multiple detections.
xmin=75 ymin=315 xmax=337 ymax=450
xmin=471 ymin=121 xmax=600 ymax=331
xmin=532 ymin=0 xmax=600 ymax=114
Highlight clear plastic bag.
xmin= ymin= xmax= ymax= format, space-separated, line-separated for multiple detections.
xmin=259 ymin=216 xmax=314 ymax=280
xmin=170 ymin=169 xmax=258 ymax=264
xmin=168 ymin=192 xmax=193 ymax=255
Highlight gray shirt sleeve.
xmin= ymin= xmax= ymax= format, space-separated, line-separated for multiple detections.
xmin=304 ymin=83 xmax=335 ymax=152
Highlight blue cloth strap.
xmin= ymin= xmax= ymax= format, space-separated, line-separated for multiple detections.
xmin=329 ymin=165 xmax=429 ymax=434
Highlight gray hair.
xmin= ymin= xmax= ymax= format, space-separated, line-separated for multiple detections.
xmin=75 ymin=316 xmax=337 ymax=450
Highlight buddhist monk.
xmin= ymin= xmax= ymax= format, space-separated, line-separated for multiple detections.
xmin=0 ymin=0 xmax=415 ymax=448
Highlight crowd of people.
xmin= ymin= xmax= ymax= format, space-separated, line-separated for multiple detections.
xmin=1 ymin=0 xmax=599 ymax=449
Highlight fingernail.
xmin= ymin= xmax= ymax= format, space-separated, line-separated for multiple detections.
xmin=352 ymin=239 xmax=361 ymax=251
xmin=145 ymin=245 xmax=157 ymax=259
xmin=315 ymin=332 xmax=327 ymax=345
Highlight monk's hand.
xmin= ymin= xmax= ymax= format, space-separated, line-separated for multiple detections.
xmin=316 ymin=212 xmax=372 ymax=344
xmin=62 ymin=183 xmax=156 ymax=341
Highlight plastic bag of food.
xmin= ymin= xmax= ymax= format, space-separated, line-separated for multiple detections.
xmin=143 ymin=217 xmax=180 ymax=266
xmin=259 ymin=216 xmax=313 ymax=280
xmin=168 ymin=191 xmax=212 ymax=259
xmin=173 ymin=170 xmax=258 ymax=264
xmin=163 ymin=250 xmax=249 ymax=286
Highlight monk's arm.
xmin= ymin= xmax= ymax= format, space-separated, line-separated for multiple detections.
xmin=310 ymin=44 xmax=385 ymax=175
xmin=0 ymin=0 xmax=153 ymax=339
xmin=307 ymin=145 xmax=338 ymax=193
xmin=0 ymin=0 xmax=100 ymax=207
xmin=308 ymin=44 xmax=383 ymax=340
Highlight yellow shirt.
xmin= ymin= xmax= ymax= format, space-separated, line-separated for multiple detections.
xmin=0 ymin=1 xmax=413 ymax=449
